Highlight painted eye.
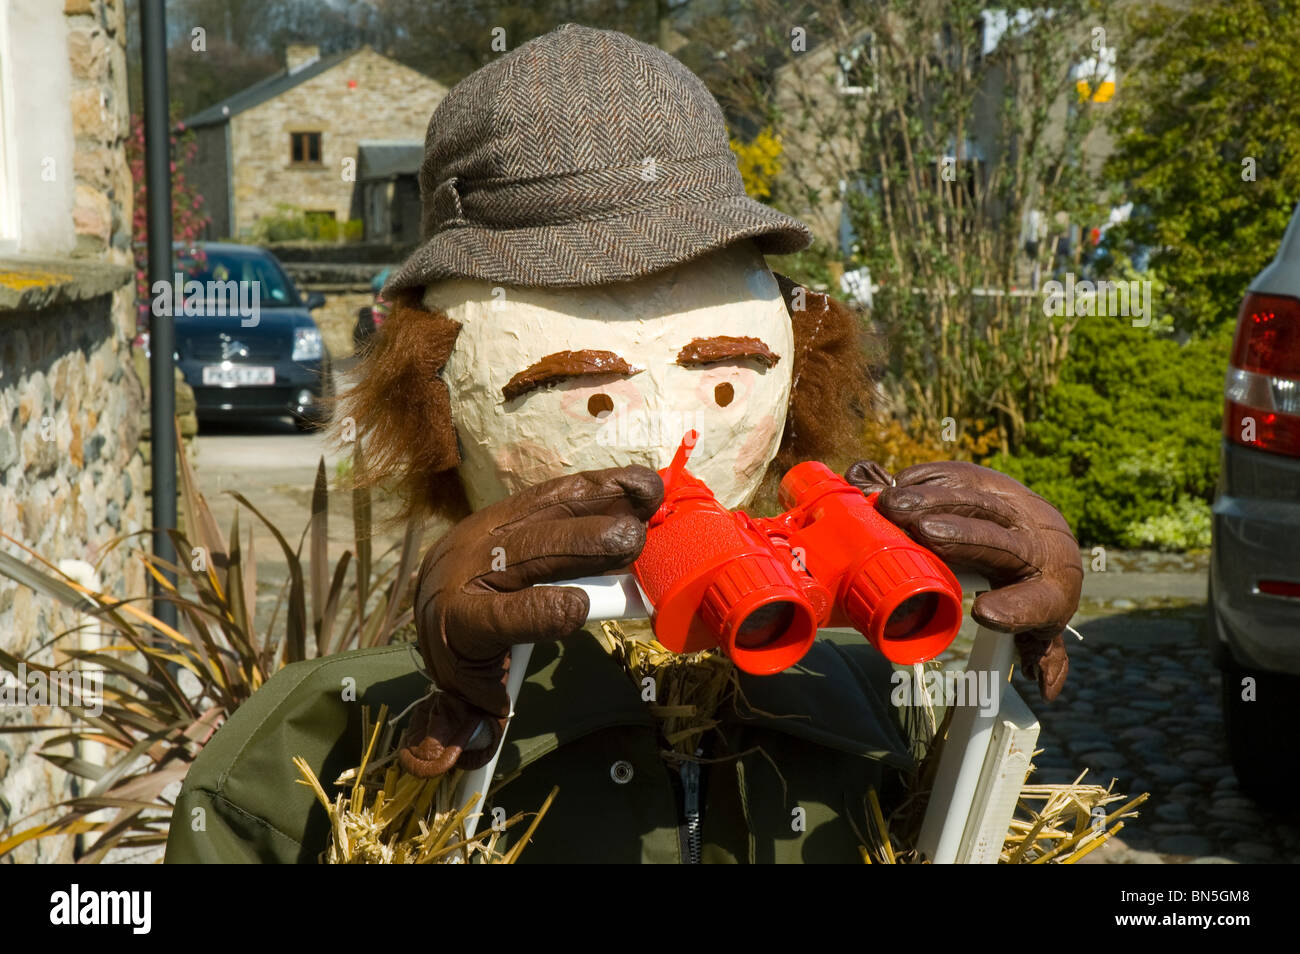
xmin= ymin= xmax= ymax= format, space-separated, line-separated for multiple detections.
xmin=693 ymin=366 xmax=755 ymax=409
xmin=558 ymin=379 xmax=642 ymax=423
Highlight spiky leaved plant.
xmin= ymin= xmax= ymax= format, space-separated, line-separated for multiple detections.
xmin=0 ymin=423 xmax=423 ymax=861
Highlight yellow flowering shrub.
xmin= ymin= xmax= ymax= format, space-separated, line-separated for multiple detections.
xmin=730 ymin=128 xmax=784 ymax=201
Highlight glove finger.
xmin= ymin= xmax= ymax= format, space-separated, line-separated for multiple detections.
xmin=445 ymin=585 xmax=592 ymax=661
xmin=844 ymin=460 xmax=894 ymax=496
xmin=485 ymin=465 xmax=663 ymax=533
xmin=398 ymin=693 xmax=504 ymax=778
xmin=971 ymin=576 xmax=1076 ymax=637
xmin=877 ymin=483 xmax=1023 ymax=531
xmin=471 ymin=514 xmax=647 ymax=591
xmin=423 ymin=587 xmax=583 ymax=715
xmin=1017 ymin=631 xmax=1069 ymax=702
xmin=891 ymin=460 xmax=1028 ymax=493
xmin=903 ymin=513 xmax=1035 ymax=581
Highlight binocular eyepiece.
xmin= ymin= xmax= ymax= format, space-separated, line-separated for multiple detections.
xmin=631 ymin=433 xmax=963 ymax=676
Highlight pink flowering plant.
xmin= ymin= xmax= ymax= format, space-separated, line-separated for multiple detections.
xmin=127 ymin=112 xmax=212 ymax=336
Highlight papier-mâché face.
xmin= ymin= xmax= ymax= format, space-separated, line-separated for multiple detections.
xmin=426 ymin=241 xmax=794 ymax=511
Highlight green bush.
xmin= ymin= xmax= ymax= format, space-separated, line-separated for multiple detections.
xmin=314 ymin=215 xmax=340 ymax=242
xmin=250 ymin=203 xmax=316 ymax=242
xmin=1122 ymin=497 xmax=1213 ymax=552
xmin=250 ymin=205 xmax=363 ymax=244
xmin=987 ymin=317 xmax=1232 ymax=549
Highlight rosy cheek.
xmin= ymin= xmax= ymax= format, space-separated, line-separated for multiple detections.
xmin=493 ymin=440 xmax=569 ymax=491
xmin=735 ymin=413 xmax=780 ymax=481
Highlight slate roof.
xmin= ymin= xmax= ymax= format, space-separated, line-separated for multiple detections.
xmin=356 ymin=140 xmax=423 ymax=180
xmin=179 ymin=48 xmax=359 ymax=130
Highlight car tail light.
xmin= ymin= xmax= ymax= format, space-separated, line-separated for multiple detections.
xmin=1224 ymin=292 xmax=1300 ymax=457
xmin=1258 ymin=579 xmax=1300 ymax=599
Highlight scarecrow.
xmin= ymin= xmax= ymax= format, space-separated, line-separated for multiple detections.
xmin=165 ymin=24 xmax=1081 ymax=864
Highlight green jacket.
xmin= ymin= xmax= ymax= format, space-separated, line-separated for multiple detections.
xmin=165 ymin=631 xmax=911 ymax=863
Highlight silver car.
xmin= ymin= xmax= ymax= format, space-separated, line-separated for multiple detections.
xmin=1209 ymin=203 xmax=1300 ymax=799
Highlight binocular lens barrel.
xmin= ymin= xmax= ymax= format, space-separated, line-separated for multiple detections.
xmin=703 ymin=562 xmax=819 ymax=674
xmin=734 ymin=601 xmax=798 ymax=648
xmin=883 ymin=592 xmax=940 ymax=640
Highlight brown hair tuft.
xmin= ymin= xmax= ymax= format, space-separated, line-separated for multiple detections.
xmin=332 ymin=290 xmax=469 ymax=528
xmin=758 ymin=274 xmax=875 ymax=509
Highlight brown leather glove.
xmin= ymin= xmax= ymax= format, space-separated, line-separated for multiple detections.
xmin=398 ymin=465 xmax=664 ymax=778
xmin=844 ymin=460 xmax=1082 ymax=702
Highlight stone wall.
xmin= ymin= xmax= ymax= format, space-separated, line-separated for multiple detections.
xmin=230 ymin=48 xmax=445 ymax=238
xmin=268 ymin=239 xmax=417 ymax=265
xmin=0 ymin=0 xmax=142 ymax=863
xmin=65 ymin=0 xmax=133 ymax=266
xmin=0 ymin=274 xmax=144 ymax=864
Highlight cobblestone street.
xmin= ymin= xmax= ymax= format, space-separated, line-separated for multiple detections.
xmin=1011 ymin=554 xmax=1299 ymax=864
xmin=1014 ymin=635 xmax=1300 ymax=863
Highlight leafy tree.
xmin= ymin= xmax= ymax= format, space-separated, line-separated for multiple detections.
xmin=163 ymin=39 xmax=283 ymax=121
xmin=715 ymin=0 xmax=1110 ymax=454
xmin=379 ymin=0 xmax=664 ymax=89
xmin=1105 ymin=0 xmax=1300 ymax=337
xmin=126 ymin=0 xmax=389 ymax=116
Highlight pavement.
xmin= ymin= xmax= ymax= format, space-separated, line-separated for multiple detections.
xmin=192 ymin=416 xmax=419 ymax=634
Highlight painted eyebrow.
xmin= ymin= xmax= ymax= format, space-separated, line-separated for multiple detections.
xmin=675 ymin=336 xmax=780 ymax=368
xmin=502 ymin=350 xmax=640 ymax=401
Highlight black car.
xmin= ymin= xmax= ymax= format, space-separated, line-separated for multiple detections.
xmin=168 ymin=243 xmax=331 ymax=429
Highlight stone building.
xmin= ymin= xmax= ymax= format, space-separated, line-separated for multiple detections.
xmin=352 ymin=140 xmax=422 ymax=244
xmin=184 ymin=45 xmax=445 ymax=241
xmin=0 ymin=0 xmax=145 ymax=861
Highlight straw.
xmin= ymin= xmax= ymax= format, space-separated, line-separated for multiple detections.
xmin=854 ymin=664 xmax=1150 ymax=864
xmin=293 ymin=704 xmax=556 ymax=864
xmin=598 ymin=620 xmax=737 ymax=758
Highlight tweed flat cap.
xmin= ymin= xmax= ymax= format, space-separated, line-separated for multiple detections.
xmin=384 ymin=23 xmax=812 ymax=295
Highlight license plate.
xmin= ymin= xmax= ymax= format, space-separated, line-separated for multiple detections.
xmin=202 ymin=364 xmax=274 ymax=386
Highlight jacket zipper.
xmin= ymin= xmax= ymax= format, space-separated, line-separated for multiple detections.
xmin=680 ymin=760 xmax=701 ymax=864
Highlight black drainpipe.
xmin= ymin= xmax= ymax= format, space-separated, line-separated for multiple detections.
xmin=139 ymin=0 xmax=177 ymax=633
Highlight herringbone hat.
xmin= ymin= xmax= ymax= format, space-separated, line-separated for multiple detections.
xmin=384 ymin=23 xmax=812 ymax=295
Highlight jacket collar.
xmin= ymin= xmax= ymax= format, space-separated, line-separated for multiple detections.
xmin=495 ymin=632 xmax=913 ymax=777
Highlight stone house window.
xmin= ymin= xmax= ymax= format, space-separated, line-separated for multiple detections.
xmin=836 ymin=33 xmax=876 ymax=97
xmin=290 ymin=131 xmax=322 ymax=166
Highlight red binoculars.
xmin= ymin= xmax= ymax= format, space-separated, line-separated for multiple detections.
xmin=632 ymin=433 xmax=964 ymax=675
